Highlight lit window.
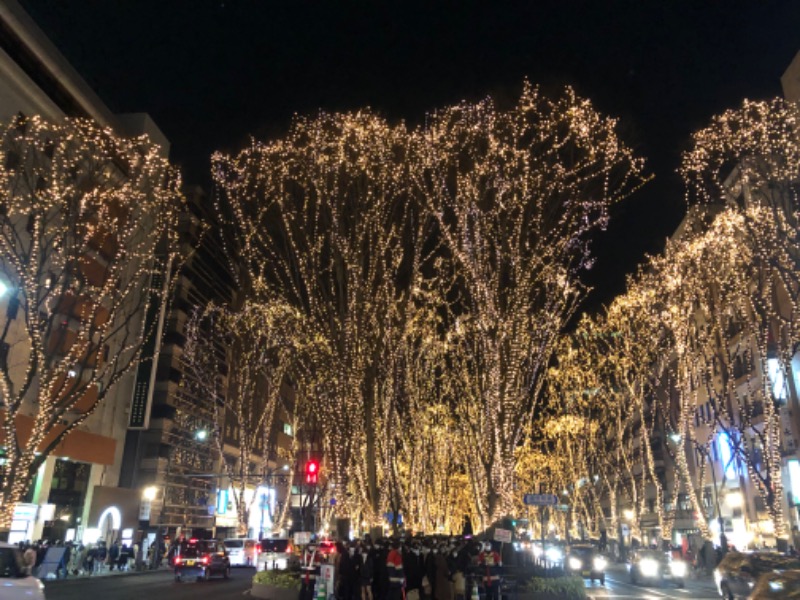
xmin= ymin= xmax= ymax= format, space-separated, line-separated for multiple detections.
xmin=283 ymin=423 xmax=293 ymax=436
xmin=767 ymin=358 xmax=788 ymax=403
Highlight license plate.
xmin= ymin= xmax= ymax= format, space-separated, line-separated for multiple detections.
xmin=186 ymin=560 xmax=195 ymax=566
xmin=581 ymin=571 xmax=590 ymax=577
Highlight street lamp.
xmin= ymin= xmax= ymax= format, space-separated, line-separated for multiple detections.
xmin=195 ymin=429 xmax=208 ymax=441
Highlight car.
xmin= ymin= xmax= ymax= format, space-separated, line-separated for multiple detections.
xmin=258 ymin=538 xmax=296 ymax=571
xmin=747 ymin=569 xmax=800 ymax=599
xmin=628 ymin=549 xmax=687 ymax=587
xmin=565 ymin=543 xmax=606 ymax=585
xmin=0 ymin=543 xmax=45 ymax=599
xmin=714 ymin=551 xmax=800 ymax=599
xmin=224 ymin=538 xmax=259 ymax=567
xmin=174 ymin=538 xmax=231 ymax=582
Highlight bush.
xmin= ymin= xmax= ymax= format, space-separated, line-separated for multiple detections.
xmin=253 ymin=569 xmax=301 ymax=589
xmin=522 ymin=576 xmax=586 ymax=600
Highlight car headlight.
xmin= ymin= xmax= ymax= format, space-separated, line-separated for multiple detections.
xmin=670 ymin=560 xmax=687 ymax=577
xmin=593 ymin=556 xmax=607 ymax=571
xmin=546 ymin=548 xmax=563 ymax=562
xmin=769 ymin=580 xmax=784 ymax=591
xmin=568 ymin=557 xmax=582 ymax=570
xmin=640 ymin=558 xmax=659 ymax=577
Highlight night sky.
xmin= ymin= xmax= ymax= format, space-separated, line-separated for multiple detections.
xmin=19 ymin=0 xmax=800 ymax=311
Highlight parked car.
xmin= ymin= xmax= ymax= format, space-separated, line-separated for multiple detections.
xmin=318 ymin=540 xmax=337 ymax=558
xmin=747 ymin=569 xmax=800 ymax=599
xmin=174 ymin=538 xmax=231 ymax=582
xmin=565 ymin=543 xmax=606 ymax=585
xmin=628 ymin=549 xmax=686 ymax=587
xmin=258 ymin=538 xmax=296 ymax=571
xmin=714 ymin=552 xmax=800 ymax=599
xmin=224 ymin=538 xmax=259 ymax=567
xmin=0 ymin=542 xmax=45 ymax=599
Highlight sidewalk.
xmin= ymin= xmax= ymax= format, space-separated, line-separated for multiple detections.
xmin=38 ymin=564 xmax=170 ymax=583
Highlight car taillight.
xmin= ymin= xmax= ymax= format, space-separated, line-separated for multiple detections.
xmin=175 ymin=555 xmax=181 ymax=563
xmin=287 ymin=543 xmax=293 ymax=554
xmin=201 ymin=556 xmax=210 ymax=565
xmin=256 ymin=544 xmax=261 ymax=553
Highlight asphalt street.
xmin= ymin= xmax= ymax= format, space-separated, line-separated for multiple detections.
xmin=42 ymin=565 xmax=722 ymax=600
xmin=43 ymin=567 xmax=255 ymax=600
xmin=587 ymin=565 xmax=721 ymax=600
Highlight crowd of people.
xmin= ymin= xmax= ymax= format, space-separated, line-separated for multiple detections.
xmin=15 ymin=539 xmax=141 ymax=579
xmin=301 ymin=536 xmax=505 ymax=600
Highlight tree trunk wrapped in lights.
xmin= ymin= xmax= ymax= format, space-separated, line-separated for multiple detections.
xmin=651 ymin=206 xmax=796 ymax=543
xmin=183 ymin=300 xmax=301 ymax=536
xmin=412 ymin=83 xmax=648 ymax=525
xmin=0 ymin=116 xmax=183 ymax=529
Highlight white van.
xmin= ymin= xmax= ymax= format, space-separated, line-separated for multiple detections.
xmin=223 ymin=538 xmax=259 ymax=567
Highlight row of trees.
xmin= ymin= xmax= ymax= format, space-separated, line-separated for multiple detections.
xmin=534 ymin=98 xmax=800 ymax=545
xmin=0 ymin=89 xmax=795 ymax=540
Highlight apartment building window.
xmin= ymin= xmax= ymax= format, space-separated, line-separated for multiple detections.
xmin=283 ymin=422 xmax=293 ymax=437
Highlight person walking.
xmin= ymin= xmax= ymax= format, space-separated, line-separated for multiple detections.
xmin=478 ymin=542 xmax=502 ymax=600
xmin=359 ymin=542 xmax=375 ymax=600
xmin=108 ymin=540 xmax=120 ymax=571
xmin=300 ymin=543 xmax=322 ymax=600
xmin=386 ymin=540 xmax=405 ymax=600
xmin=434 ymin=545 xmax=453 ymax=600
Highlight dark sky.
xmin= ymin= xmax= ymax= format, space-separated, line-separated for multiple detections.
xmin=20 ymin=0 xmax=800 ymax=310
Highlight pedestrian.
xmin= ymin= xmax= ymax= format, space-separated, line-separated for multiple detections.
xmin=359 ymin=541 xmax=375 ymax=600
xmin=478 ymin=542 xmax=502 ymax=600
xmin=434 ymin=545 xmax=453 ymax=600
xmin=403 ymin=542 xmax=424 ymax=600
xmin=386 ymin=540 xmax=405 ymax=600
xmin=300 ymin=543 xmax=322 ymax=600
xmin=109 ymin=540 xmax=120 ymax=571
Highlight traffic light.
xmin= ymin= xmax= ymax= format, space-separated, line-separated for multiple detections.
xmin=305 ymin=459 xmax=319 ymax=485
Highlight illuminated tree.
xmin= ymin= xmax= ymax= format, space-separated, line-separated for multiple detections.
xmin=0 ymin=116 xmax=183 ymax=529
xmin=414 ymin=84 xmax=648 ymax=525
xmin=183 ymin=300 xmax=301 ymax=535
xmin=213 ymin=111 xmax=426 ymax=520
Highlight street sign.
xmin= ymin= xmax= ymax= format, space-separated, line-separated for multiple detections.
xmin=555 ymin=504 xmax=570 ymax=512
xmin=494 ymin=528 xmax=512 ymax=543
xmin=523 ymin=493 xmax=558 ymax=506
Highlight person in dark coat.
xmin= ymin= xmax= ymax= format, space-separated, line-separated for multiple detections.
xmin=359 ymin=542 xmax=375 ymax=600
xmin=423 ymin=544 xmax=436 ymax=600
xmin=108 ymin=541 xmax=120 ymax=570
xmin=403 ymin=542 xmax=424 ymax=600
xmin=372 ymin=540 xmax=389 ymax=600
xmin=336 ymin=541 xmax=356 ymax=600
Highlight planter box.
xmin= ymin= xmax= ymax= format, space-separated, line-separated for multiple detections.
xmin=250 ymin=582 xmax=299 ymax=600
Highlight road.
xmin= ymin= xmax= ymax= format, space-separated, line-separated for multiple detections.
xmin=43 ymin=565 xmax=722 ymax=600
xmin=586 ymin=565 xmax=721 ymax=599
xmin=44 ymin=567 xmax=255 ymax=600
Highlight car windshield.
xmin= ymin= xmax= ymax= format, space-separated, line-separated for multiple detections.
xmin=637 ymin=551 xmax=666 ymax=561
xmin=225 ymin=540 xmax=244 ymax=548
xmin=0 ymin=547 xmax=24 ymax=578
xmin=261 ymin=539 xmax=290 ymax=553
xmin=571 ymin=547 xmax=595 ymax=557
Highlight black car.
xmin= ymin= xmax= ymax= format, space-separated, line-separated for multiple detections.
xmin=174 ymin=539 xmax=231 ymax=582
xmin=565 ymin=544 xmax=606 ymax=585
xmin=714 ymin=552 xmax=800 ymax=599
xmin=628 ymin=549 xmax=687 ymax=587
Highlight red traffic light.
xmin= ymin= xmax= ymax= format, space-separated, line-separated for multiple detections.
xmin=305 ymin=459 xmax=320 ymax=484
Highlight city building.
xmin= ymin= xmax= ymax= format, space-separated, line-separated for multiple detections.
xmin=0 ymin=0 xmax=171 ymax=544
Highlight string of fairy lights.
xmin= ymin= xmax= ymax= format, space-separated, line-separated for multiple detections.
xmin=533 ymin=98 xmax=798 ymax=545
xmin=183 ymin=300 xmax=302 ymax=535
xmin=0 ymin=116 xmax=183 ymax=528
xmin=1 ymin=91 xmax=794 ymax=541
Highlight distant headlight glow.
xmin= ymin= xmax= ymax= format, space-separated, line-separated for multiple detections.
xmin=568 ymin=557 xmax=582 ymax=570
xmin=670 ymin=560 xmax=687 ymax=577
xmin=640 ymin=558 xmax=660 ymax=578
xmin=546 ymin=548 xmax=563 ymax=562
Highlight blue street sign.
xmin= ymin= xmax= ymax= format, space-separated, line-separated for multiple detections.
xmin=523 ymin=493 xmax=558 ymax=506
